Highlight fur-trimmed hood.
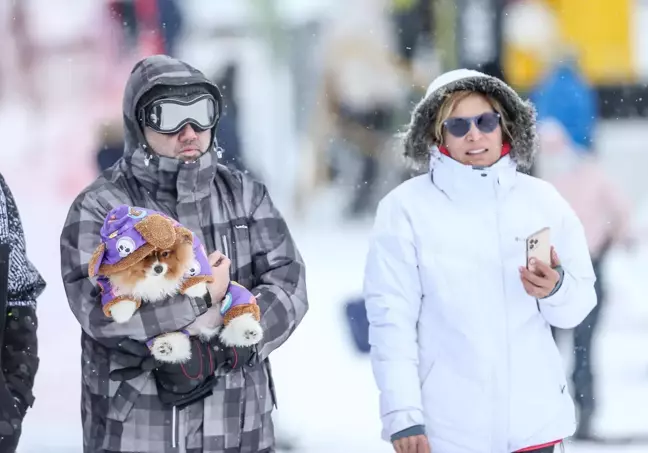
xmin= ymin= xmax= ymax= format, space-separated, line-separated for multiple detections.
xmin=403 ymin=69 xmax=538 ymax=172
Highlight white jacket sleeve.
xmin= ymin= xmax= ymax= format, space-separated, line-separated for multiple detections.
xmin=538 ymin=196 xmax=597 ymax=329
xmin=363 ymin=197 xmax=425 ymax=441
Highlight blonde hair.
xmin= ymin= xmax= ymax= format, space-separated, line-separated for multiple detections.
xmin=432 ymin=91 xmax=514 ymax=146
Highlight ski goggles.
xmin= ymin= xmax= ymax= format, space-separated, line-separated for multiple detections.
xmin=140 ymin=93 xmax=219 ymax=134
xmin=443 ymin=112 xmax=501 ymax=138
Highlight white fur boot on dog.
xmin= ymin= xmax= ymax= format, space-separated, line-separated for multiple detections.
xmin=109 ymin=300 xmax=138 ymax=323
xmin=149 ymin=331 xmax=192 ymax=364
xmin=219 ymin=313 xmax=263 ymax=347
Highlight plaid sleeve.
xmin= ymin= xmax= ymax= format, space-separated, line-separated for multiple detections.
xmin=60 ymin=194 xmax=209 ymax=345
xmin=247 ymin=184 xmax=308 ymax=361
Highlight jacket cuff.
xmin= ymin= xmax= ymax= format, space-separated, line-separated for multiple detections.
xmin=541 ymin=265 xmax=565 ymax=299
xmin=391 ymin=425 xmax=426 ymax=442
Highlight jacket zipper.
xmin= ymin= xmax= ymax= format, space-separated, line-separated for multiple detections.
xmin=221 ymin=234 xmax=235 ymax=280
xmin=172 ymin=405 xmax=177 ymax=448
xmin=221 ymin=234 xmax=230 ymax=258
xmin=495 ymin=177 xmax=510 ymax=450
xmin=178 ymin=406 xmax=186 ymax=453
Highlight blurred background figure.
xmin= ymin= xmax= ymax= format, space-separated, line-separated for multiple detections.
xmin=107 ymin=0 xmax=184 ymax=57
xmin=536 ymin=118 xmax=635 ymax=441
xmin=95 ymin=120 xmax=126 ymax=173
xmin=212 ymin=62 xmax=247 ymax=174
xmin=530 ymin=53 xmax=598 ymax=154
xmin=308 ymin=0 xmax=410 ymax=219
xmin=2 ymin=0 xmax=648 ymax=452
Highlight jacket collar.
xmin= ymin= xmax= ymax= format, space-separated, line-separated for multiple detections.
xmin=127 ymin=146 xmax=216 ymax=205
xmin=431 ymin=154 xmax=517 ymax=201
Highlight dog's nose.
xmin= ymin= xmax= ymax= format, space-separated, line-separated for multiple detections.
xmin=153 ymin=265 xmax=164 ymax=274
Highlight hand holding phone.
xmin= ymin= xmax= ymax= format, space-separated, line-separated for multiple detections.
xmin=526 ymin=227 xmax=551 ymax=269
xmin=520 ymin=228 xmax=561 ymax=298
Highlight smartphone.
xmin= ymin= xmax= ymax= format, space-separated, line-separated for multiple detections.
xmin=526 ymin=227 xmax=551 ymax=268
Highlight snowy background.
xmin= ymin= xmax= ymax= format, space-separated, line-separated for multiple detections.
xmin=1 ymin=0 xmax=648 ymax=452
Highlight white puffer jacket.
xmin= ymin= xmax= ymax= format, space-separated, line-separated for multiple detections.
xmin=363 ymin=70 xmax=596 ymax=453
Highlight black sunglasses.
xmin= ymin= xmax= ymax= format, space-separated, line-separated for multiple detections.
xmin=443 ymin=112 xmax=501 ymax=138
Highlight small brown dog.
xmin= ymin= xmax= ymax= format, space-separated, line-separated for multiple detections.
xmin=89 ymin=206 xmax=218 ymax=363
xmin=108 ymin=233 xmax=204 ymax=308
xmin=90 ymin=205 xmax=262 ymax=364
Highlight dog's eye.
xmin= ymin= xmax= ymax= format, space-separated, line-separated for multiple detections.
xmin=161 ymin=251 xmax=170 ymax=258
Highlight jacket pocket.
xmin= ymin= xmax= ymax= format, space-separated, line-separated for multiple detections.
xmin=220 ymin=218 xmax=253 ymax=288
xmin=421 ymin=360 xmax=488 ymax=440
xmin=106 ymin=367 xmax=153 ymax=422
xmin=102 ymin=367 xmax=167 ymax=453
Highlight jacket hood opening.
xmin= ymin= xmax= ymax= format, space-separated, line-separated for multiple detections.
xmin=122 ymin=55 xmax=224 ymax=164
xmin=402 ymin=69 xmax=538 ymax=173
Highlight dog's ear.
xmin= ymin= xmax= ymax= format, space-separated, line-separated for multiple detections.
xmin=88 ymin=243 xmax=106 ymax=277
xmin=134 ymin=214 xmax=176 ymax=249
xmin=174 ymin=226 xmax=194 ymax=244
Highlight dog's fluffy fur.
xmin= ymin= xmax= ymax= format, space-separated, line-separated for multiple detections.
xmin=219 ymin=312 xmax=263 ymax=347
xmin=101 ymin=231 xmax=261 ymax=363
xmin=109 ymin=237 xmax=195 ymax=303
xmin=148 ymin=331 xmax=193 ymax=364
xmin=106 ymin=236 xmax=214 ymax=363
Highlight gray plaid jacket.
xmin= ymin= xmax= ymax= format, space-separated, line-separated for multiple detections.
xmin=59 ymin=55 xmax=308 ymax=453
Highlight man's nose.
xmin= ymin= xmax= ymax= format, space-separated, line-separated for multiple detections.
xmin=177 ymin=123 xmax=198 ymax=141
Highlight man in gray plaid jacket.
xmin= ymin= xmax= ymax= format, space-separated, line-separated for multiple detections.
xmin=60 ymin=55 xmax=308 ymax=453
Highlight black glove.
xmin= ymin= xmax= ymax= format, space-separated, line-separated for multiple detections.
xmin=152 ymin=337 xmax=217 ymax=408
xmin=211 ymin=337 xmax=259 ymax=370
xmin=110 ymin=337 xmax=217 ymax=410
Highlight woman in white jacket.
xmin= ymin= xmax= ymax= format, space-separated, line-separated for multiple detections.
xmin=363 ymin=69 xmax=596 ymax=453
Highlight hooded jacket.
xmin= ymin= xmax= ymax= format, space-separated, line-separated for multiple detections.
xmin=364 ymin=69 xmax=596 ymax=452
xmin=60 ymin=55 xmax=308 ymax=453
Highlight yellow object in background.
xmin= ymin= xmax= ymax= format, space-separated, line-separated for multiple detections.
xmin=504 ymin=0 xmax=635 ymax=89
xmin=504 ymin=46 xmax=544 ymax=91
xmin=557 ymin=0 xmax=635 ymax=84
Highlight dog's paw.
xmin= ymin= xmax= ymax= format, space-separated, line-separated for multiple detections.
xmin=149 ymin=332 xmax=192 ymax=364
xmin=184 ymin=282 xmax=208 ymax=298
xmin=110 ymin=300 xmax=138 ymax=323
xmin=219 ymin=313 xmax=263 ymax=347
